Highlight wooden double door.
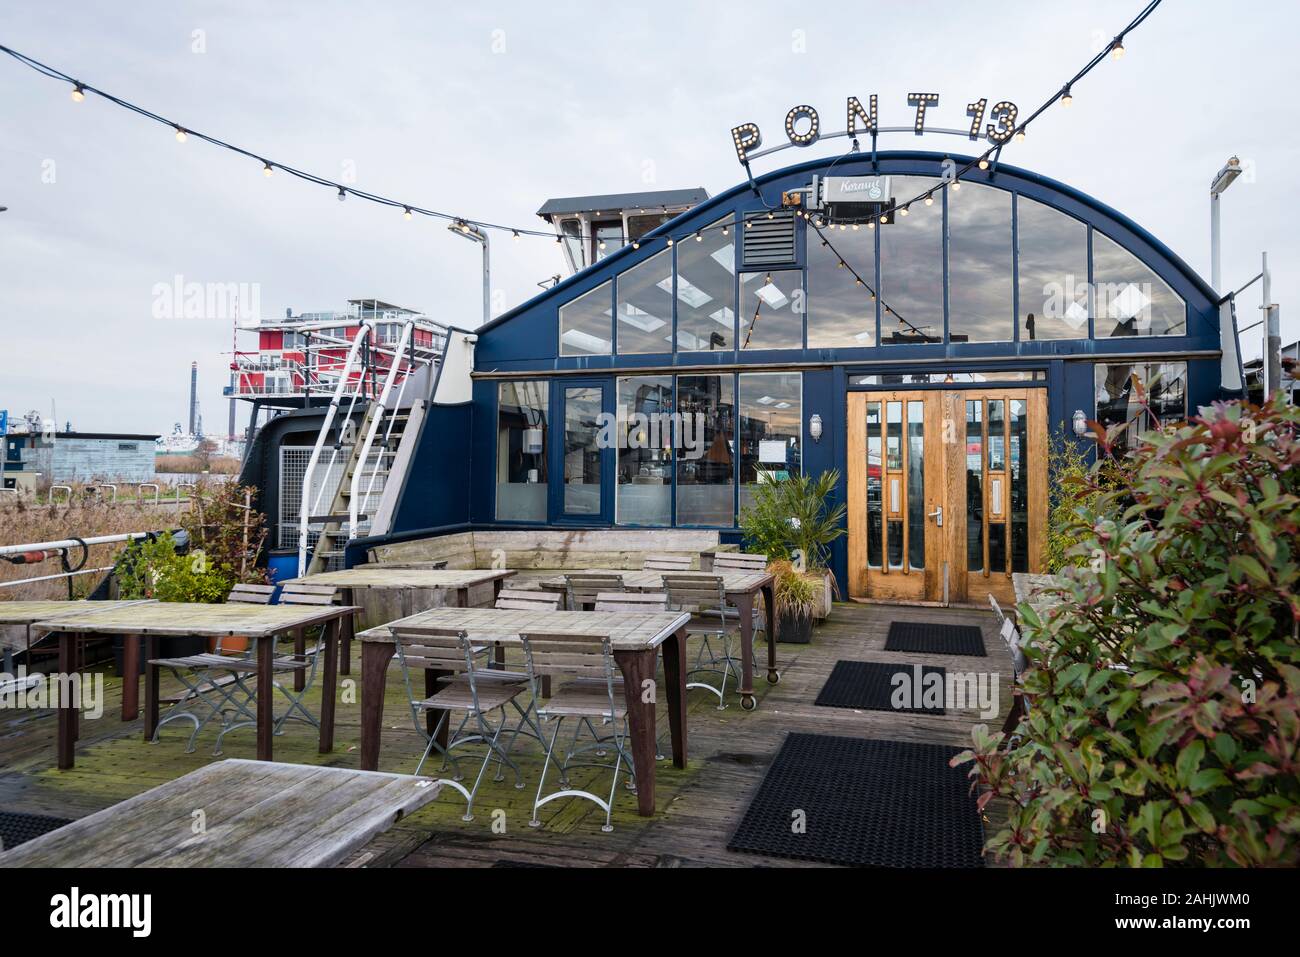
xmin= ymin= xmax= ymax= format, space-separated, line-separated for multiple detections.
xmin=847 ymin=389 xmax=1047 ymax=606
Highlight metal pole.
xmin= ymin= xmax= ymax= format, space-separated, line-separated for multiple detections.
xmin=1210 ymin=192 xmax=1221 ymax=292
xmin=1263 ymin=252 xmax=1282 ymax=400
xmin=481 ymin=232 xmax=492 ymax=327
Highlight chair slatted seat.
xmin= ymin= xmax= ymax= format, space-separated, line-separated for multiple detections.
xmin=226 ymin=583 xmax=277 ymax=604
xmin=710 ymin=552 xmax=768 ymax=572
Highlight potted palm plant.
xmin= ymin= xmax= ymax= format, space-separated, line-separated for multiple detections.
xmin=769 ymin=559 xmax=818 ymax=643
xmin=739 ymin=468 xmax=846 ymax=621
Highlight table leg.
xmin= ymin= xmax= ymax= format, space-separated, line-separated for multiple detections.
xmin=144 ymin=636 xmax=160 ymax=742
xmin=121 ymin=633 xmax=139 ymax=721
xmin=762 ymin=580 xmax=778 ymax=684
xmin=614 ymin=648 xmax=658 ymax=817
xmin=736 ymin=593 xmax=757 ymax=711
xmin=318 ymin=619 xmax=339 ymax=754
xmin=339 ymin=587 xmax=354 ymax=676
xmin=661 ymin=626 xmax=688 ymax=769
xmin=293 ymin=627 xmax=306 ymax=693
xmin=56 ymin=631 xmax=75 ymax=769
xmin=256 ymin=635 xmax=274 ymax=761
xmin=359 ymin=639 xmax=395 ymax=771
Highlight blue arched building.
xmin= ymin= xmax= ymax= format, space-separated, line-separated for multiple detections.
xmin=344 ymin=151 xmax=1241 ymax=606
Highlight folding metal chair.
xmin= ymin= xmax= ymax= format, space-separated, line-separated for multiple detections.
xmin=520 ymin=630 xmax=635 ymax=833
xmin=988 ymin=593 xmax=1005 ymax=624
xmin=663 ymin=574 xmax=740 ymax=709
xmin=593 ymin=591 xmax=670 ymax=760
xmin=642 ymin=553 xmax=693 ymax=572
xmin=395 ymin=628 xmax=534 ymax=821
xmin=564 ymin=573 xmax=625 ymax=611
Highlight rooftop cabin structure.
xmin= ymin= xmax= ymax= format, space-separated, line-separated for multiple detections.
xmin=328 ymin=151 xmax=1238 ymax=607
xmin=538 ymin=188 xmax=709 ymax=276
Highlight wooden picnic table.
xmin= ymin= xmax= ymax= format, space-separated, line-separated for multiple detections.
xmin=538 ymin=569 xmax=778 ymax=706
xmin=0 ymin=759 xmax=441 ymax=867
xmin=356 ymin=606 xmax=691 ymax=817
xmin=32 ymin=602 xmax=359 ymax=769
xmin=1012 ymin=572 xmax=1068 ymax=617
xmin=278 ymin=567 xmax=515 ymax=676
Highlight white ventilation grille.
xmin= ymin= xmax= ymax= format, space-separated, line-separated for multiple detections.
xmin=742 ymin=211 xmax=798 ymax=268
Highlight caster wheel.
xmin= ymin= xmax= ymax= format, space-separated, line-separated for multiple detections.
xmin=767 ymin=670 xmax=781 ymax=685
xmin=740 ymin=694 xmax=757 ymax=712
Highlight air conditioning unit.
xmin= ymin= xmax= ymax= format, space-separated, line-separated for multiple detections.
xmin=815 ymin=174 xmax=896 ymax=223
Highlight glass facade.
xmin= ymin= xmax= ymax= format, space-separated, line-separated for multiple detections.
xmin=740 ymin=271 xmax=803 ymax=350
xmin=879 ymin=176 xmax=944 ymax=344
xmin=1093 ymin=231 xmax=1187 ymax=337
xmin=675 ymin=215 xmax=737 ymax=351
xmin=559 ymin=281 xmax=612 ymax=356
xmin=495 ymin=381 xmax=548 ymax=521
xmin=562 ymin=386 xmax=602 ymax=515
xmin=1016 ymin=196 xmax=1089 ymax=340
xmin=615 ymin=249 xmax=674 ymax=354
xmin=949 ymin=183 xmax=1014 ymax=343
xmin=1095 ymin=360 xmax=1188 ymax=452
xmin=616 ymin=375 xmax=673 ymax=525
xmin=808 ymin=222 xmax=876 ymax=348
xmin=676 ymin=375 xmax=735 ymax=525
xmin=738 ymin=372 xmax=802 ymax=512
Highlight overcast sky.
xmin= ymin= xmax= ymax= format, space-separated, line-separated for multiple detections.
xmin=1 ymin=0 xmax=1294 ymax=436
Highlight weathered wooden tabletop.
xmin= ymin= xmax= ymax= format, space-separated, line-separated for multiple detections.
xmin=1012 ymin=572 xmax=1069 ymax=613
xmin=32 ymin=601 xmax=359 ymax=638
xmin=366 ymin=607 xmax=690 ymax=651
xmin=538 ymin=569 xmax=772 ymax=596
xmin=278 ymin=568 xmax=516 ymax=590
xmin=0 ymin=760 xmax=441 ymax=868
xmin=0 ymin=600 xmax=156 ymax=651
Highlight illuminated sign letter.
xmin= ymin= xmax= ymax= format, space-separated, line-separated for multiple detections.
xmin=966 ymin=98 xmax=987 ymax=140
xmin=784 ymin=105 xmax=820 ymax=146
xmin=846 ymin=95 xmax=878 ymax=135
xmin=986 ymin=101 xmax=1018 ymax=144
xmin=907 ymin=93 xmax=939 ymax=135
xmin=731 ymin=123 xmax=763 ymax=164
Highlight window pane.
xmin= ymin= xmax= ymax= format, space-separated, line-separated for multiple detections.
xmin=616 ymin=375 xmax=672 ymax=525
xmin=495 ymin=381 xmax=548 ymax=521
xmin=560 ymin=281 xmax=612 ymax=356
xmin=966 ymin=399 xmax=983 ymax=574
xmin=676 ymin=215 xmax=736 ymax=352
xmin=949 ymin=183 xmax=1014 ymax=343
xmin=676 ymin=375 xmax=735 ymax=526
xmin=740 ymin=271 xmax=803 ymax=350
xmin=615 ymin=249 xmax=673 ymax=354
xmin=739 ymin=373 xmax=802 ymax=514
xmin=563 ymin=387 xmax=602 ymax=515
xmin=987 ymin=398 xmax=1006 ymax=574
xmin=1095 ymin=360 xmax=1187 ymax=453
xmin=1093 ymin=231 xmax=1187 ymax=337
xmin=1010 ymin=399 xmax=1029 ymax=573
xmin=907 ymin=400 xmax=925 ymax=570
xmin=1017 ymin=196 xmax=1089 ymax=340
xmin=866 ymin=402 xmax=882 ymax=568
xmin=807 ymin=221 xmax=876 ymax=347
xmin=879 ymin=175 xmax=944 ymax=344
xmin=886 ymin=401 xmax=903 ymax=569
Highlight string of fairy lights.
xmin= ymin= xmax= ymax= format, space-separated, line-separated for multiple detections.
xmin=0 ymin=0 xmax=1160 ymax=254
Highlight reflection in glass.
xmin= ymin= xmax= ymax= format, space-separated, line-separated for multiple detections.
xmin=880 ymin=176 xmax=944 ymax=344
xmin=496 ymin=381 xmax=548 ymax=521
xmin=1009 ymin=399 xmax=1028 ymax=573
xmin=676 ymin=375 xmax=734 ymax=526
xmin=1017 ymin=195 xmax=1089 ymax=340
xmin=559 ymin=281 xmax=613 ymax=356
xmin=739 ymin=373 xmax=801 ymax=513
xmin=886 ymin=401 xmax=903 ymax=569
xmin=866 ymin=402 xmax=882 ymax=568
xmin=615 ymin=250 xmax=673 ymax=354
xmin=617 ymin=376 xmax=672 ymax=525
xmin=740 ymin=271 xmax=803 ymax=350
xmin=675 ymin=215 xmax=736 ymax=351
xmin=1094 ymin=360 xmax=1187 ymax=453
xmin=1093 ymin=231 xmax=1186 ymax=337
xmin=987 ymin=399 xmax=1006 ymax=574
xmin=949 ymin=184 xmax=1014 ymax=343
xmin=563 ymin=387 xmax=601 ymax=515
xmin=907 ymin=401 xmax=925 ymax=570
xmin=966 ymin=400 xmax=983 ymax=573
xmin=807 ymin=221 xmax=876 ymax=347
xmin=987 ymin=399 xmax=1005 ymax=471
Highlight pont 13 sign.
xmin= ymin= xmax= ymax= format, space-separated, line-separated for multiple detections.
xmin=730 ymin=94 xmax=1022 ymax=165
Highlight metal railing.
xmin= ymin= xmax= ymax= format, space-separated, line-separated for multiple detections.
xmin=349 ymin=319 xmax=415 ymax=539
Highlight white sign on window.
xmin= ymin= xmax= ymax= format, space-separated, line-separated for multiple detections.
xmin=759 ymin=440 xmax=787 ymax=464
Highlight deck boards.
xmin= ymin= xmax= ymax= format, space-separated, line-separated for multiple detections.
xmin=0 ymin=602 xmax=1008 ymax=868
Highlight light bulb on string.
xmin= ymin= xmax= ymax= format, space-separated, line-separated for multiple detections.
xmin=403 ymin=207 xmax=413 ymax=221
xmin=70 ymin=83 xmax=85 ymax=102
xmin=512 ymin=230 xmax=520 ymax=242
xmin=978 ymin=158 xmax=989 ymax=170
xmin=337 ymin=187 xmax=347 ymax=202
xmin=1061 ymin=87 xmax=1073 ymax=107
xmin=174 ymin=126 xmax=187 ymax=143
xmin=1112 ymin=38 xmax=1125 ymax=59
xmin=262 ymin=162 xmax=273 ymax=178
xmin=1015 ymin=129 xmax=1026 ymax=142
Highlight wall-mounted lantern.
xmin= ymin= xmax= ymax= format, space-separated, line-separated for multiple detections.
xmin=1071 ymin=409 xmax=1089 ymax=437
xmin=809 ymin=414 xmax=823 ymax=443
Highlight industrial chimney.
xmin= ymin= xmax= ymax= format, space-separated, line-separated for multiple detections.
xmin=188 ymin=361 xmax=198 ymax=435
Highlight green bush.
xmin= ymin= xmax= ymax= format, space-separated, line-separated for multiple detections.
xmin=954 ymin=394 xmax=1300 ymax=867
xmin=739 ymin=469 xmax=846 ymax=572
xmin=117 ymin=532 xmax=236 ymax=604
xmin=1042 ymin=434 xmax=1129 ymax=574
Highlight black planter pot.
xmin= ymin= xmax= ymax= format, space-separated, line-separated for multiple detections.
xmin=776 ymin=608 xmax=813 ymax=644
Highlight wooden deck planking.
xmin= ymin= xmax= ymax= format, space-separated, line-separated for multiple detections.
xmin=0 ymin=602 xmax=1009 ymax=868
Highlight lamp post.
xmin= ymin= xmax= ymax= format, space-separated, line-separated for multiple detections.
xmin=448 ymin=221 xmax=491 ymax=328
xmin=1209 ymin=156 xmax=1241 ymax=293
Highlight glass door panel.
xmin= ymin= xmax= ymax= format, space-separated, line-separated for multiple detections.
xmin=562 ymin=386 xmax=603 ymax=516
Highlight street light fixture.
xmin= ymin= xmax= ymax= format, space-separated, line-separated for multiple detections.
xmin=447 ymin=220 xmax=491 ymax=328
xmin=1209 ymin=156 xmax=1241 ymax=292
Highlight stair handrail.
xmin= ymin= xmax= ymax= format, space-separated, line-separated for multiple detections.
xmin=349 ymin=319 xmax=415 ymax=539
xmin=298 ymin=320 xmax=372 ymax=575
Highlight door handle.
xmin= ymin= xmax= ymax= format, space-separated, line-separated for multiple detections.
xmin=928 ymin=506 xmax=943 ymax=527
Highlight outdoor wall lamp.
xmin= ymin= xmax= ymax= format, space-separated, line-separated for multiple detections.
xmin=1072 ymin=409 xmax=1089 ymax=437
xmin=809 ymin=414 xmax=823 ymax=443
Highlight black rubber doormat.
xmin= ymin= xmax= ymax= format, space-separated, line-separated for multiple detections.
xmin=815 ymin=660 xmax=947 ymax=714
xmin=727 ymin=733 xmax=983 ymax=867
xmin=885 ymin=620 xmax=987 ymax=657
xmin=0 ymin=811 xmax=72 ymax=851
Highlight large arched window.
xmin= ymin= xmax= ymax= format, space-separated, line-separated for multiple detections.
xmin=1093 ymin=230 xmax=1186 ymax=337
xmin=675 ymin=215 xmax=737 ymax=352
xmin=948 ymin=183 xmax=1014 ymax=343
xmin=1016 ymin=196 xmax=1089 ymax=340
xmin=878 ymin=175 xmax=944 ymax=344
xmin=559 ymin=281 xmax=612 ymax=356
